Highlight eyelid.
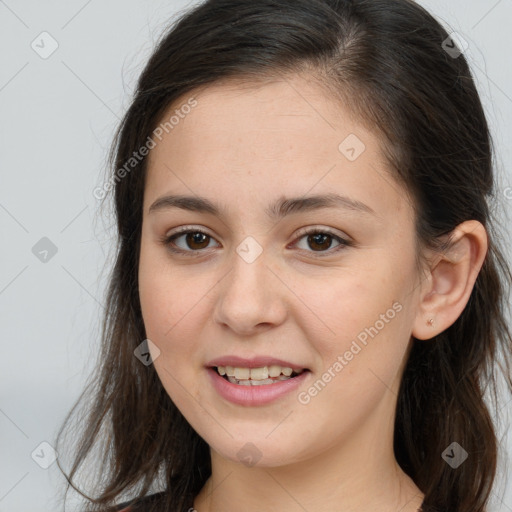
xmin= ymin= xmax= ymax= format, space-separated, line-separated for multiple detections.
xmin=292 ymin=225 xmax=351 ymax=243
xmin=165 ymin=224 xmax=215 ymax=239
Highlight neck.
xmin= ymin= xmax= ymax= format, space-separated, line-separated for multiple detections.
xmin=193 ymin=421 xmax=424 ymax=512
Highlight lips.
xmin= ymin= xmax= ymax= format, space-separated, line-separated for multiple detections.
xmin=206 ymin=366 xmax=310 ymax=406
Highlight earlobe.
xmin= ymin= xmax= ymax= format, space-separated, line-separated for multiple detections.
xmin=412 ymin=220 xmax=488 ymax=341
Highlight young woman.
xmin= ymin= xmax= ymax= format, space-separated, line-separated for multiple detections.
xmin=56 ymin=1 xmax=512 ymax=511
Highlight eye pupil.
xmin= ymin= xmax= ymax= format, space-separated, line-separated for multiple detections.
xmin=187 ymin=232 xmax=209 ymax=249
xmin=308 ymin=233 xmax=331 ymax=251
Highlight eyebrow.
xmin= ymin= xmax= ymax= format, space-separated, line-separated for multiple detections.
xmin=148 ymin=192 xmax=376 ymax=219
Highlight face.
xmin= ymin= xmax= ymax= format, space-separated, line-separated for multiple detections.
xmin=138 ymin=73 xmax=424 ymax=469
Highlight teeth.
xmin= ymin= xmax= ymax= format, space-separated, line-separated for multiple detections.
xmin=251 ymin=378 xmax=274 ymax=386
xmin=216 ymin=365 xmax=304 ymax=382
xmin=234 ymin=367 xmax=250 ymax=380
xmin=268 ymin=365 xmax=281 ymax=377
xmin=250 ymin=367 xmax=268 ymax=380
xmin=227 ymin=376 xmax=281 ymax=386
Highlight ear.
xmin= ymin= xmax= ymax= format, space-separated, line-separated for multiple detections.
xmin=412 ymin=220 xmax=488 ymax=341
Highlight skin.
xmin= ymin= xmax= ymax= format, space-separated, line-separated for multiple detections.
xmin=138 ymin=73 xmax=488 ymax=512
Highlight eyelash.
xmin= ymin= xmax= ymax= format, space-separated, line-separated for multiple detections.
xmin=158 ymin=226 xmax=353 ymax=258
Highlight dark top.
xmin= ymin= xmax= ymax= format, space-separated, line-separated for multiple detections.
xmin=115 ymin=491 xmax=194 ymax=511
xmin=116 ymin=491 xmax=428 ymax=511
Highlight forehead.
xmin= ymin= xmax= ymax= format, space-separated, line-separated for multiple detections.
xmin=150 ymin=74 xmax=367 ymax=160
xmin=143 ymin=74 xmax=410 ymax=222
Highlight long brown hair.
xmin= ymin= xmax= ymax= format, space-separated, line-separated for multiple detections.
xmin=56 ymin=1 xmax=512 ymax=511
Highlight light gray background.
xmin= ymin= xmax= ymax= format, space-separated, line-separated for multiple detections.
xmin=1 ymin=1 xmax=511 ymax=511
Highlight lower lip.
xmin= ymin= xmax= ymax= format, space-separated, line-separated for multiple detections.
xmin=206 ymin=367 xmax=310 ymax=406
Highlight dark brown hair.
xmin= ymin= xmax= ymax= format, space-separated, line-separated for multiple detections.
xmin=56 ymin=1 xmax=512 ymax=511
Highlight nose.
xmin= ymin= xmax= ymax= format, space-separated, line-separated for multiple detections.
xmin=212 ymin=247 xmax=288 ymax=336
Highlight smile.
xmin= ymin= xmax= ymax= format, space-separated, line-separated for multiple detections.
xmin=207 ymin=366 xmax=311 ymax=406
xmin=215 ymin=365 xmax=306 ymax=385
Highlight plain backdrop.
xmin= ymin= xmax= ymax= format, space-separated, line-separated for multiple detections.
xmin=1 ymin=1 xmax=511 ymax=511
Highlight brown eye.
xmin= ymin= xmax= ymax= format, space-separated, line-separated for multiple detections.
xmin=292 ymin=228 xmax=351 ymax=257
xmin=182 ymin=232 xmax=211 ymax=250
xmin=306 ymin=232 xmax=335 ymax=251
xmin=160 ymin=226 xmax=352 ymax=258
xmin=161 ymin=228 xmax=219 ymax=255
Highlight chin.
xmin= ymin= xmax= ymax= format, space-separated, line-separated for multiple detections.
xmin=208 ymin=434 xmax=310 ymax=469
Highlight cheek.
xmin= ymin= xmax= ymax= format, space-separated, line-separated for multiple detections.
xmin=296 ymin=294 xmax=409 ymax=436
xmin=294 ymin=266 xmax=410 ymax=385
xmin=138 ymin=244 xmax=217 ymax=392
xmin=138 ymin=258 xmax=204 ymax=406
xmin=291 ymin=269 xmax=395 ymax=341
xmin=138 ymin=243 xmax=197 ymax=342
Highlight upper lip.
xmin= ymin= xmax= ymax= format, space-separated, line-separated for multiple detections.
xmin=206 ymin=355 xmax=309 ymax=370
